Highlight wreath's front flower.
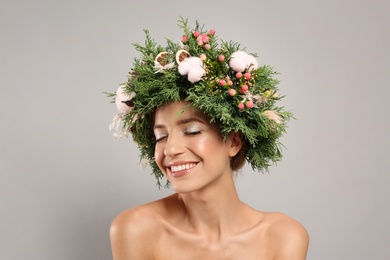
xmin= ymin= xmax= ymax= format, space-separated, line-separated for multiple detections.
xmin=178 ymin=56 xmax=205 ymax=83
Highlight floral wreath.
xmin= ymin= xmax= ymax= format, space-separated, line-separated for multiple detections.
xmin=106 ymin=17 xmax=293 ymax=188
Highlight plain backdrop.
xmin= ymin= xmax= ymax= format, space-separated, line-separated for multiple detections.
xmin=1 ymin=0 xmax=389 ymax=259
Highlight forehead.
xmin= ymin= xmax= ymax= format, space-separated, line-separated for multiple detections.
xmin=154 ymin=101 xmax=208 ymax=124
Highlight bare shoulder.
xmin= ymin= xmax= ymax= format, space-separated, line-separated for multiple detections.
xmin=263 ymin=212 xmax=309 ymax=260
xmin=110 ymin=194 xmax=177 ymax=260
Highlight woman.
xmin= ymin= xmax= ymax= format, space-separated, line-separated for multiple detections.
xmin=108 ymin=18 xmax=309 ymax=259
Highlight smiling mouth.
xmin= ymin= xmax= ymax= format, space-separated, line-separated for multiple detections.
xmin=169 ymin=163 xmax=197 ymax=173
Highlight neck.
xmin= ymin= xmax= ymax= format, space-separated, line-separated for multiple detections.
xmin=176 ymin=173 xmax=248 ymax=239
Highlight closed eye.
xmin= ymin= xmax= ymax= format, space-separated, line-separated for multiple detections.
xmin=155 ymin=133 xmax=168 ymax=143
xmin=155 ymin=136 xmax=167 ymax=143
xmin=184 ymin=125 xmax=202 ymax=136
xmin=185 ymin=131 xmax=201 ymax=135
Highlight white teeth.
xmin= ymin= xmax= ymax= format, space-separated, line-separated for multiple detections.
xmin=170 ymin=163 xmax=196 ymax=172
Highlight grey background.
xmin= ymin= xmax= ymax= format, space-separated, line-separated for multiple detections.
xmin=1 ymin=0 xmax=389 ymax=259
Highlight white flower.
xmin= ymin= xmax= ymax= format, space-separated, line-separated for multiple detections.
xmin=109 ymin=114 xmax=130 ymax=139
xmin=178 ymin=57 xmax=205 ymax=83
xmin=137 ymin=158 xmax=150 ymax=170
xmin=229 ymin=51 xmax=259 ymax=72
xmin=115 ymin=85 xmax=136 ymax=114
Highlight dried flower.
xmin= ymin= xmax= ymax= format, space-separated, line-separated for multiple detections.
xmin=263 ymin=110 xmax=282 ymax=124
xmin=154 ymin=52 xmax=175 ymax=73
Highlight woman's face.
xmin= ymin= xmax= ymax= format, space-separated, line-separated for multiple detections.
xmin=153 ymin=101 xmax=240 ymax=193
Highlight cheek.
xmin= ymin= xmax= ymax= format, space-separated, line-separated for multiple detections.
xmin=191 ymin=133 xmax=225 ymax=155
xmin=154 ymin=145 xmax=164 ymax=168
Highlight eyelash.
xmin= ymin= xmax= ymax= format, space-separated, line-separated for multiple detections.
xmin=185 ymin=130 xmax=201 ymax=135
xmin=155 ymin=136 xmax=167 ymax=143
xmin=155 ymin=130 xmax=201 ymax=143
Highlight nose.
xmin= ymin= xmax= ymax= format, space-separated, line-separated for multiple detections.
xmin=164 ymin=133 xmax=185 ymax=157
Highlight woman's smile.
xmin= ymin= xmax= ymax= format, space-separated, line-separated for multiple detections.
xmin=167 ymin=162 xmax=198 ymax=177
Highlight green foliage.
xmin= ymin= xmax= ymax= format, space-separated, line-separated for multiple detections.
xmin=109 ymin=17 xmax=293 ymax=188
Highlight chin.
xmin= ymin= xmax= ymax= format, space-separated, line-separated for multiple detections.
xmin=170 ymin=181 xmax=202 ymax=195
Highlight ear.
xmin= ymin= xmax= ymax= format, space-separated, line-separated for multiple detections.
xmin=227 ymin=132 xmax=242 ymax=157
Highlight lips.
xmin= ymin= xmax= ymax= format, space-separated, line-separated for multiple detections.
xmin=167 ymin=162 xmax=197 ymax=177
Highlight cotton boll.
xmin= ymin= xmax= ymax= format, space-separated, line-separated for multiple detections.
xmin=178 ymin=57 xmax=205 ymax=83
xmin=188 ymin=56 xmax=203 ymax=66
xmin=187 ymin=67 xmax=205 ymax=83
xmin=246 ymin=55 xmax=258 ymax=71
xmin=115 ymin=85 xmax=136 ymax=114
xmin=229 ymin=51 xmax=259 ymax=72
xmin=229 ymin=51 xmax=248 ymax=72
xmin=178 ymin=59 xmax=191 ymax=75
xmin=231 ymin=51 xmax=247 ymax=60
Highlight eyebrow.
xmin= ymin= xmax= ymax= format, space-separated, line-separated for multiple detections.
xmin=153 ymin=117 xmax=206 ymax=130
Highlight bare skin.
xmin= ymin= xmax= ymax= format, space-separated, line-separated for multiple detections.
xmin=110 ymin=101 xmax=309 ymax=259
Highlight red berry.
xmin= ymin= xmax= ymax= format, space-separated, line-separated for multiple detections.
xmin=202 ymin=34 xmax=210 ymax=43
xmin=219 ymin=79 xmax=226 ymax=86
xmin=193 ymin=31 xmax=200 ymax=37
xmin=218 ymin=55 xmax=225 ymax=62
xmin=181 ymin=35 xmax=188 ymax=43
xmin=238 ymin=103 xmax=245 ymax=109
xmin=246 ymin=101 xmax=254 ymax=108
xmin=241 ymin=84 xmax=248 ymax=91
xmin=228 ymin=88 xmax=236 ymax=96
xmin=235 ymin=72 xmax=242 ymax=79
xmin=209 ymin=29 xmax=215 ymax=35
xmin=244 ymin=72 xmax=251 ymax=80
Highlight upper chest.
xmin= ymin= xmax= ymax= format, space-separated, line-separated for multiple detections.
xmin=152 ymin=225 xmax=275 ymax=260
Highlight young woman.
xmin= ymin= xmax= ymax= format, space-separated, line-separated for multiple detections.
xmin=108 ymin=18 xmax=309 ymax=259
